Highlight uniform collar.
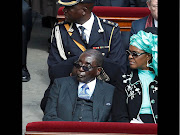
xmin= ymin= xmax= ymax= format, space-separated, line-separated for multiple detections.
xmin=76 ymin=13 xmax=94 ymax=44
xmin=75 ymin=12 xmax=94 ymax=32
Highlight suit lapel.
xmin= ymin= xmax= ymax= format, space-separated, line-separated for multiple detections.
xmin=92 ymin=80 xmax=104 ymax=121
xmin=67 ymin=77 xmax=78 ymax=109
xmin=88 ymin=15 xmax=103 ymax=48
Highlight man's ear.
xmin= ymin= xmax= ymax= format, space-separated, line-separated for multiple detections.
xmin=82 ymin=6 xmax=88 ymax=12
xmin=146 ymin=1 xmax=150 ymax=9
xmin=97 ymin=67 xmax=102 ymax=76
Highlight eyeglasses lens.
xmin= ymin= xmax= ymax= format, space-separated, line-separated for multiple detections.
xmin=73 ymin=63 xmax=90 ymax=71
xmin=126 ymin=50 xmax=139 ymax=57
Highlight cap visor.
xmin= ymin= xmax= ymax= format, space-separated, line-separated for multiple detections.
xmin=58 ymin=0 xmax=78 ymax=6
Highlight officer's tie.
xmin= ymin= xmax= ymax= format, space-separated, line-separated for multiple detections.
xmin=78 ymin=84 xmax=90 ymax=100
xmin=79 ymin=26 xmax=87 ymax=44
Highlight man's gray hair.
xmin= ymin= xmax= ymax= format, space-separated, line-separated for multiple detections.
xmin=83 ymin=49 xmax=104 ymax=67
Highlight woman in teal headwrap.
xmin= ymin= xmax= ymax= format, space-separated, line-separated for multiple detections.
xmin=112 ymin=27 xmax=158 ymax=123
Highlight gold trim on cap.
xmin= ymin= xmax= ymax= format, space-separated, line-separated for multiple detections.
xmin=58 ymin=0 xmax=78 ymax=6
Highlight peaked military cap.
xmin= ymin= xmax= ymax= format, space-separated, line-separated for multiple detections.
xmin=57 ymin=0 xmax=95 ymax=6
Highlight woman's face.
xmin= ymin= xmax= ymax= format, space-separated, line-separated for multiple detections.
xmin=128 ymin=45 xmax=151 ymax=70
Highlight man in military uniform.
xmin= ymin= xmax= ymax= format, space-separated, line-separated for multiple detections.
xmin=48 ymin=0 xmax=127 ymax=75
xmin=41 ymin=0 xmax=127 ymax=111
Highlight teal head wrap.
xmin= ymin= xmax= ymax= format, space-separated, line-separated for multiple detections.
xmin=130 ymin=30 xmax=158 ymax=76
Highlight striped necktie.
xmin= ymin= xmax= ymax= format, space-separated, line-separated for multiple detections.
xmin=79 ymin=26 xmax=87 ymax=44
xmin=78 ymin=84 xmax=90 ymax=100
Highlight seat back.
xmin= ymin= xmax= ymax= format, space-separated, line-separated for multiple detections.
xmin=57 ymin=6 xmax=150 ymax=31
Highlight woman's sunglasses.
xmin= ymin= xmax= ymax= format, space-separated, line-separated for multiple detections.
xmin=126 ymin=50 xmax=146 ymax=58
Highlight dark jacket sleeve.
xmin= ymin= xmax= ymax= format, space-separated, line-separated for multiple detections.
xmin=130 ymin=21 xmax=137 ymax=36
xmin=130 ymin=16 xmax=147 ymax=36
xmin=111 ymin=79 xmax=130 ymax=122
xmin=47 ymin=34 xmax=79 ymax=79
xmin=48 ymin=35 xmax=79 ymax=68
xmin=107 ymin=26 xmax=127 ymax=74
xmin=42 ymin=79 xmax=64 ymax=121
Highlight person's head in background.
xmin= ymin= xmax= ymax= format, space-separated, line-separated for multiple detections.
xmin=147 ymin=0 xmax=158 ymax=21
xmin=127 ymin=27 xmax=158 ymax=75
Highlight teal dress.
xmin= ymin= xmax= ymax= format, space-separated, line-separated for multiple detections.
xmin=138 ymin=69 xmax=155 ymax=114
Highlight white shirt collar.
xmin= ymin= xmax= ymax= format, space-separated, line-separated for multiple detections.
xmin=78 ymin=78 xmax=96 ymax=97
xmin=76 ymin=13 xmax=94 ymax=43
xmin=154 ymin=19 xmax=158 ymax=27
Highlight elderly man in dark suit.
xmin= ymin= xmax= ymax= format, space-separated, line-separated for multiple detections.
xmin=130 ymin=0 xmax=158 ymax=35
xmin=43 ymin=49 xmax=115 ymax=122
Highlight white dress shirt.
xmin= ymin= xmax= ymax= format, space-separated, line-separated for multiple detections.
xmin=78 ymin=78 xmax=96 ymax=98
xmin=76 ymin=12 xmax=94 ymax=44
xmin=154 ymin=19 xmax=158 ymax=27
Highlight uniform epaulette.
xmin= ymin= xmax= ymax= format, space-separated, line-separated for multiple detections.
xmin=101 ymin=19 xmax=118 ymax=27
xmin=54 ymin=21 xmax=65 ymax=26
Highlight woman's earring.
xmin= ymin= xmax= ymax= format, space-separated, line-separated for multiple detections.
xmin=147 ymin=60 xmax=149 ymax=67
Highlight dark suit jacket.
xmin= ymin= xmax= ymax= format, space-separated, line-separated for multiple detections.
xmin=130 ymin=16 xmax=148 ymax=36
xmin=43 ymin=76 xmax=115 ymax=122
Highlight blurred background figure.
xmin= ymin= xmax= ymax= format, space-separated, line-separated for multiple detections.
xmin=22 ymin=0 xmax=32 ymax=82
xmin=94 ymin=0 xmax=147 ymax=7
xmin=31 ymin=0 xmax=61 ymax=51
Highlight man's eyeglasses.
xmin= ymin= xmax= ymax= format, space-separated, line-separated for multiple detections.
xmin=73 ymin=61 xmax=99 ymax=72
xmin=126 ymin=50 xmax=146 ymax=58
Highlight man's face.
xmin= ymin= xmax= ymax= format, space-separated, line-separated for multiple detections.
xmin=147 ymin=0 xmax=158 ymax=20
xmin=62 ymin=3 xmax=84 ymax=23
xmin=75 ymin=53 xmax=100 ymax=83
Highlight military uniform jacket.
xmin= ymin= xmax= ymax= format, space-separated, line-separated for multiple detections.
xmin=112 ymin=69 xmax=158 ymax=123
xmin=43 ymin=76 xmax=115 ymax=122
xmin=47 ymin=14 xmax=127 ymax=76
